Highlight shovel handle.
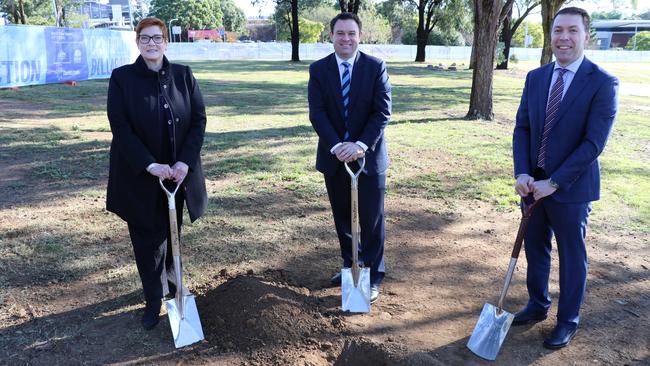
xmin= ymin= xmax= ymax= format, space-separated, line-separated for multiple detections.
xmin=496 ymin=195 xmax=543 ymax=309
xmin=345 ymin=158 xmax=364 ymax=282
xmin=159 ymin=178 xmax=185 ymax=318
xmin=344 ymin=157 xmax=365 ymax=181
xmin=159 ymin=178 xmax=184 ymax=209
xmin=510 ymin=195 xmax=543 ymax=259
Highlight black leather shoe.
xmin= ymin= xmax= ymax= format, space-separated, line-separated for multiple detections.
xmin=370 ymin=285 xmax=380 ymax=304
xmin=543 ymin=324 xmax=577 ymax=349
xmin=511 ymin=307 xmax=547 ymax=326
xmin=141 ymin=302 xmax=161 ymax=330
xmin=330 ymin=272 xmax=342 ymax=287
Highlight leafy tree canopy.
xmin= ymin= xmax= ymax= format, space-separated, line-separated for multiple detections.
xmin=626 ymin=31 xmax=650 ymax=50
xmin=150 ymin=0 xmax=223 ymax=31
xmin=512 ymin=20 xmax=543 ymax=48
xmin=221 ymin=0 xmax=246 ymax=33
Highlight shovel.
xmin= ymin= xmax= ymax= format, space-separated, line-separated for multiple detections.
xmin=159 ymin=178 xmax=205 ymax=348
xmin=467 ymin=196 xmax=543 ymax=360
xmin=341 ymin=157 xmax=371 ymax=313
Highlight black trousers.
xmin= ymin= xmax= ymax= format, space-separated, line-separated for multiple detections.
xmin=324 ymin=166 xmax=386 ymax=286
xmin=127 ymin=196 xmax=183 ymax=307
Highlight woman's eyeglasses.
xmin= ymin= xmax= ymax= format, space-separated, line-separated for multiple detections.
xmin=138 ymin=35 xmax=165 ymax=44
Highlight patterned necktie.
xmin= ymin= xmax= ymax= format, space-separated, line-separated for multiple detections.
xmin=341 ymin=61 xmax=351 ymax=131
xmin=537 ymin=68 xmax=568 ymax=170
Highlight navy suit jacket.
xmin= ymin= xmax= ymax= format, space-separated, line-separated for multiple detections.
xmin=513 ymin=57 xmax=618 ymax=203
xmin=308 ymin=51 xmax=391 ymax=176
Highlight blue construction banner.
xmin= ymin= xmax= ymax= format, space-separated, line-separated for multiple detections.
xmin=0 ymin=25 xmax=138 ymax=88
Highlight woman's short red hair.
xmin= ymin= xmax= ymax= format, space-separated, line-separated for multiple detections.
xmin=135 ymin=17 xmax=168 ymax=41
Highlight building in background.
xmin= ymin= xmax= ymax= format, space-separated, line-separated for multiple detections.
xmin=593 ymin=20 xmax=650 ymax=49
xmin=75 ymin=0 xmax=145 ymax=29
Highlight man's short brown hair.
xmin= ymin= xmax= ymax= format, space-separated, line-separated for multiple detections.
xmin=554 ymin=7 xmax=590 ymax=32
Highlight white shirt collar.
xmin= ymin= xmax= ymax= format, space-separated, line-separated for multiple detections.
xmin=335 ymin=52 xmax=357 ymax=67
xmin=555 ymin=55 xmax=584 ymax=74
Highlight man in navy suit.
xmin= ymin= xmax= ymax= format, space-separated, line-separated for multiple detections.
xmin=308 ymin=12 xmax=391 ymax=304
xmin=512 ymin=7 xmax=618 ymax=349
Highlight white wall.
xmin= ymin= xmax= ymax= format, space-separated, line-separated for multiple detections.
xmin=166 ymin=42 xmax=650 ymax=62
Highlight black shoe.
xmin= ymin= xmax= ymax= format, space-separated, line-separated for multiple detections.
xmin=141 ymin=302 xmax=161 ymax=330
xmin=165 ymin=281 xmax=177 ymax=300
xmin=370 ymin=285 xmax=380 ymax=304
xmin=512 ymin=307 xmax=547 ymax=326
xmin=329 ymin=272 xmax=342 ymax=287
xmin=543 ymin=324 xmax=577 ymax=349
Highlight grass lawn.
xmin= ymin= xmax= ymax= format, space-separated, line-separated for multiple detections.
xmin=0 ymin=58 xmax=648 ymax=290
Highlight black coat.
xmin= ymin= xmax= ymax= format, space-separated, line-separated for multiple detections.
xmin=106 ymin=55 xmax=208 ymax=229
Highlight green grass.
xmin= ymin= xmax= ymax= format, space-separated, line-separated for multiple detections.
xmin=0 ymin=59 xmax=648 ymax=290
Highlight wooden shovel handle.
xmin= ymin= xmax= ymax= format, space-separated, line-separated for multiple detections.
xmin=509 ymin=195 xmax=544 ymax=259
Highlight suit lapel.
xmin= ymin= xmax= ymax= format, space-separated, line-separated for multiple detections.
xmin=326 ymin=54 xmax=345 ymax=120
xmin=537 ymin=63 xmax=554 ymax=139
xmin=554 ymin=58 xmax=593 ymax=125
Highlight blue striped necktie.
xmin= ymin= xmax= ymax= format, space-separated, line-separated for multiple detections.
xmin=341 ymin=61 xmax=351 ymax=136
xmin=537 ymin=68 xmax=568 ymax=170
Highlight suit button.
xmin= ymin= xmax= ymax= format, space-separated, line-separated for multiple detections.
xmin=168 ymin=120 xmax=172 ymax=125
xmin=164 ymin=104 xmax=169 ymax=109
xmin=175 ymin=117 xmax=180 ymax=122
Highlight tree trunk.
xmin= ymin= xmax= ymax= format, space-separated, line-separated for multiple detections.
xmin=339 ymin=0 xmax=361 ymax=13
xmin=414 ymin=9 xmax=428 ymax=62
xmin=469 ymin=42 xmax=476 ymax=69
xmin=466 ymin=0 xmax=503 ymax=120
xmin=496 ymin=11 xmax=512 ymax=69
xmin=540 ymin=0 xmax=565 ymax=65
xmin=415 ymin=31 xmax=428 ymax=62
xmin=290 ymin=0 xmax=300 ymax=62
xmin=18 ymin=0 xmax=26 ymax=24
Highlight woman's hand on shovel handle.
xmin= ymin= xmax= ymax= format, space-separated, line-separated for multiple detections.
xmin=171 ymin=161 xmax=189 ymax=183
xmin=515 ymin=174 xmax=534 ymax=197
xmin=147 ymin=163 xmax=172 ymax=180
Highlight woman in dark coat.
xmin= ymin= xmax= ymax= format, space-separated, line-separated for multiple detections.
xmin=106 ymin=17 xmax=208 ymax=330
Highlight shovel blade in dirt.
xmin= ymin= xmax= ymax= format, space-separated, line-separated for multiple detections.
xmin=467 ymin=196 xmax=543 ymax=360
xmin=166 ymin=294 xmax=204 ymax=348
xmin=467 ymin=303 xmax=514 ymax=360
xmin=341 ymin=266 xmax=371 ymax=313
xmin=159 ymin=178 xmax=205 ymax=348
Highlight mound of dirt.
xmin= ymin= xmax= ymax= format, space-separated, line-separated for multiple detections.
xmin=197 ymin=273 xmax=345 ymax=354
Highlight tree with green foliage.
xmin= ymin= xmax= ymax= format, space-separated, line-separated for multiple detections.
xmin=339 ymin=0 xmax=362 ymax=13
xmin=591 ymin=10 xmax=623 ymax=19
xmin=150 ymin=0 xmax=223 ymax=38
xmin=278 ymin=17 xmax=324 ymax=42
xmin=497 ymin=0 xmax=540 ymax=69
xmin=377 ymin=0 xmax=415 ymax=43
xmin=1 ymin=0 xmax=58 ymax=25
xmin=407 ymin=0 xmax=466 ymax=62
xmin=358 ymin=4 xmax=392 ymax=43
xmin=300 ymin=18 xmax=324 ymax=42
xmin=221 ymin=0 xmax=246 ymax=33
xmin=303 ymin=4 xmax=338 ymax=41
xmin=466 ymin=0 xmax=514 ymax=120
xmin=401 ymin=17 xmax=465 ymax=45
xmin=511 ymin=20 xmax=543 ymax=47
xmin=626 ymin=31 xmax=650 ymax=50
xmin=268 ymin=0 xmax=326 ymax=61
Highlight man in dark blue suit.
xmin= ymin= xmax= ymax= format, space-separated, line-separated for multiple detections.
xmin=512 ymin=7 xmax=618 ymax=349
xmin=308 ymin=12 xmax=391 ymax=304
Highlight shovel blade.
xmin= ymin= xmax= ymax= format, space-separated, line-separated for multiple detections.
xmin=165 ymin=295 xmax=204 ymax=348
xmin=467 ymin=303 xmax=514 ymax=361
xmin=341 ymin=267 xmax=371 ymax=313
